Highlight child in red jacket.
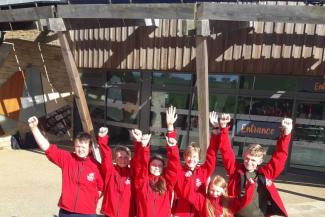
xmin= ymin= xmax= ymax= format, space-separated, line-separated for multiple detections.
xmin=218 ymin=114 xmax=293 ymax=217
xmin=97 ymin=127 xmax=135 ymax=217
xmin=131 ymin=111 xmax=180 ymax=217
xmin=168 ymin=108 xmax=221 ymax=217
xmin=28 ymin=116 xmax=103 ymax=217
xmin=179 ymin=173 xmax=240 ymax=217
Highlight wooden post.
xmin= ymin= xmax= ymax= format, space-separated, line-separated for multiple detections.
xmin=195 ymin=19 xmax=210 ymax=161
xmin=58 ymin=31 xmax=100 ymax=161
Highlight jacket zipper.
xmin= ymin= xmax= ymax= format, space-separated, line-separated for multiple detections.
xmin=116 ymin=174 xmax=122 ymax=217
xmin=74 ymin=160 xmax=84 ymax=211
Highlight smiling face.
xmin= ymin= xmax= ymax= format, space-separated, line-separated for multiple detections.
xmin=74 ymin=140 xmax=90 ymax=159
xmin=208 ymin=184 xmax=225 ymax=198
xmin=243 ymin=153 xmax=263 ymax=172
xmin=115 ymin=150 xmax=130 ymax=168
xmin=149 ymin=159 xmax=164 ymax=176
xmin=184 ymin=152 xmax=200 ymax=170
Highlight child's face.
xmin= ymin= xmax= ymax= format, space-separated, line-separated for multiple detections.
xmin=74 ymin=140 xmax=90 ymax=158
xmin=185 ymin=152 xmax=199 ymax=170
xmin=208 ymin=184 xmax=225 ymax=198
xmin=115 ymin=150 xmax=130 ymax=168
xmin=149 ymin=159 xmax=164 ymax=176
xmin=243 ymin=153 xmax=263 ymax=172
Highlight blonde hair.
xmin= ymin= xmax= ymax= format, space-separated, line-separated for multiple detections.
xmin=206 ymin=175 xmax=232 ymax=217
xmin=244 ymin=144 xmax=266 ymax=158
xmin=183 ymin=142 xmax=201 ymax=159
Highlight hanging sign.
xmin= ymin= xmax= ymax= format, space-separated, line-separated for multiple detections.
xmin=235 ymin=120 xmax=281 ymax=139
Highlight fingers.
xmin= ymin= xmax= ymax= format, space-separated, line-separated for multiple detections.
xmin=131 ymin=129 xmax=142 ymax=142
xmin=166 ymin=105 xmax=178 ymax=124
xmin=209 ymin=111 xmax=218 ymax=127
xmin=281 ymin=117 xmax=293 ymax=135
xmin=28 ymin=116 xmax=38 ymax=128
xmin=219 ymin=113 xmax=231 ymax=128
xmin=141 ymin=133 xmax=152 ymax=147
xmin=98 ymin=127 xmax=108 ymax=137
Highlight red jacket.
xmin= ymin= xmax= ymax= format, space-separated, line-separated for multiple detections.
xmin=177 ymin=174 xmax=239 ymax=217
xmin=98 ymin=135 xmax=136 ymax=217
xmin=134 ymin=142 xmax=180 ymax=217
xmin=46 ymin=144 xmax=103 ymax=214
xmin=219 ymin=127 xmax=292 ymax=216
xmin=170 ymin=130 xmax=221 ymax=217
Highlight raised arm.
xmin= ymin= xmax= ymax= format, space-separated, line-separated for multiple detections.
xmin=261 ymin=118 xmax=292 ymax=179
xmin=133 ymin=129 xmax=151 ymax=188
xmin=164 ymin=137 xmax=180 ymax=189
xmin=218 ymin=114 xmax=238 ymax=176
xmin=28 ymin=116 xmax=50 ymax=151
xmin=199 ymin=111 xmax=221 ymax=179
xmin=97 ymin=127 xmax=114 ymax=176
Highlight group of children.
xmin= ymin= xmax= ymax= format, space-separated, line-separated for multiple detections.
xmin=28 ymin=105 xmax=293 ymax=217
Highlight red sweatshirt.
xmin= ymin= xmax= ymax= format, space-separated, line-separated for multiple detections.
xmin=97 ymin=135 xmax=135 ymax=217
xmin=46 ymin=144 xmax=103 ymax=214
xmin=170 ymin=130 xmax=221 ymax=217
xmin=219 ymin=127 xmax=292 ymax=216
xmin=134 ymin=142 xmax=180 ymax=217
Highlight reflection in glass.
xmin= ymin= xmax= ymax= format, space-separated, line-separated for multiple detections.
xmin=107 ymin=71 xmax=140 ymax=84
xmin=237 ymin=97 xmax=292 ymax=117
xmin=209 ymin=75 xmax=238 ymax=89
xmin=106 ymin=87 xmax=139 ymax=124
xmin=240 ymin=76 xmax=296 ymax=91
xmin=296 ymin=102 xmax=325 ymax=120
xmin=152 ymin=72 xmax=192 ymax=87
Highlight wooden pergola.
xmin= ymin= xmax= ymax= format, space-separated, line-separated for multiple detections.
xmin=1 ymin=1 xmax=325 ymax=158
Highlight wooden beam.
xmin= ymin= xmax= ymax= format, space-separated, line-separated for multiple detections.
xmin=58 ymin=32 xmax=100 ymax=160
xmin=197 ymin=3 xmax=325 ymax=24
xmin=0 ymin=6 xmax=55 ymax=23
xmin=195 ymin=32 xmax=210 ymax=161
xmin=57 ymin=4 xmax=195 ymax=20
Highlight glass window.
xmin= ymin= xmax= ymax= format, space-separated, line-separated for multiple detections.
xmin=240 ymin=76 xmax=296 ymax=91
xmin=106 ymin=87 xmax=139 ymax=124
xmin=80 ymin=71 xmax=106 ymax=87
xmin=107 ymin=71 xmax=140 ymax=84
xmin=296 ymin=102 xmax=325 ymax=120
xmin=237 ymin=97 xmax=293 ymax=117
xmin=192 ymin=94 xmax=236 ymax=113
xmin=209 ymin=75 xmax=238 ymax=89
xmin=297 ymin=77 xmax=325 ymax=93
xmin=152 ymin=72 xmax=192 ymax=87
xmin=84 ymin=87 xmax=105 ymax=119
xmin=294 ymin=124 xmax=325 ymax=143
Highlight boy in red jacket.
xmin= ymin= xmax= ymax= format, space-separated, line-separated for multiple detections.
xmin=97 ymin=127 xmax=135 ymax=217
xmin=132 ymin=107 xmax=180 ymax=217
xmin=218 ymin=114 xmax=293 ymax=217
xmin=28 ymin=116 xmax=103 ymax=217
xmin=168 ymin=108 xmax=221 ymax=217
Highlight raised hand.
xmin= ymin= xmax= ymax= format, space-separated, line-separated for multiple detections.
xmin=141 ymin=133 xmax=152 ymax=147
xmin=98 ymin=127 xmax=109 ymax=137
xmin=166 ymin=106 xmax=178 ymax=131
xmin=166 ymin=137 xmax=177 ymax=147
xmin=28 ymin=116 xmax=39 ymax=129
xmin=209 ymin=111 xmax=219 ymax=128
xmin=281 ymin=118 xmax=293 ymax=135
xmin=131 ymin=129 xmax=142 ymax=142
xmin=219 ymin=113 xmax=231 ymax=128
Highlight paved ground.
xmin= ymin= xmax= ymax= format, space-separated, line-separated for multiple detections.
xmin=0 ymin=148 xmax=324 ymax=217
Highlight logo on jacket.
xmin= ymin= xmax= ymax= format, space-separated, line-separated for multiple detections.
xmin=265 ymin=178 xmax=273 ymax=187
xmin=125 ymin=178 xmax=131 ymax=185
xmin=195 ymin=178 xmax=202 ymax=187
xmin=87 ymin=173 xmax=95 ymax=182
xmin=185 ymin=171 xmax=193 ymax=177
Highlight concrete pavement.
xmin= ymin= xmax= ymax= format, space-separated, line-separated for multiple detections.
xmin=0 ymin=148 xmax=324 ymax=217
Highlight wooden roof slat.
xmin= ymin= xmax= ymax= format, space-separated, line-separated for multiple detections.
xmin=197 ymin=3 xmax=325 ymax=24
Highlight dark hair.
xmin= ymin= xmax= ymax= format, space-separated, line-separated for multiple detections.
xmin=149 ymin=154 xmax=167 ymax=195
xmin=75 ymin=132 xmax=92 ymax=147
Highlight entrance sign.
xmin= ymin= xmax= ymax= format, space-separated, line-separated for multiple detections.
xmin=236 ymin=120 xmax=281 ymax=139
